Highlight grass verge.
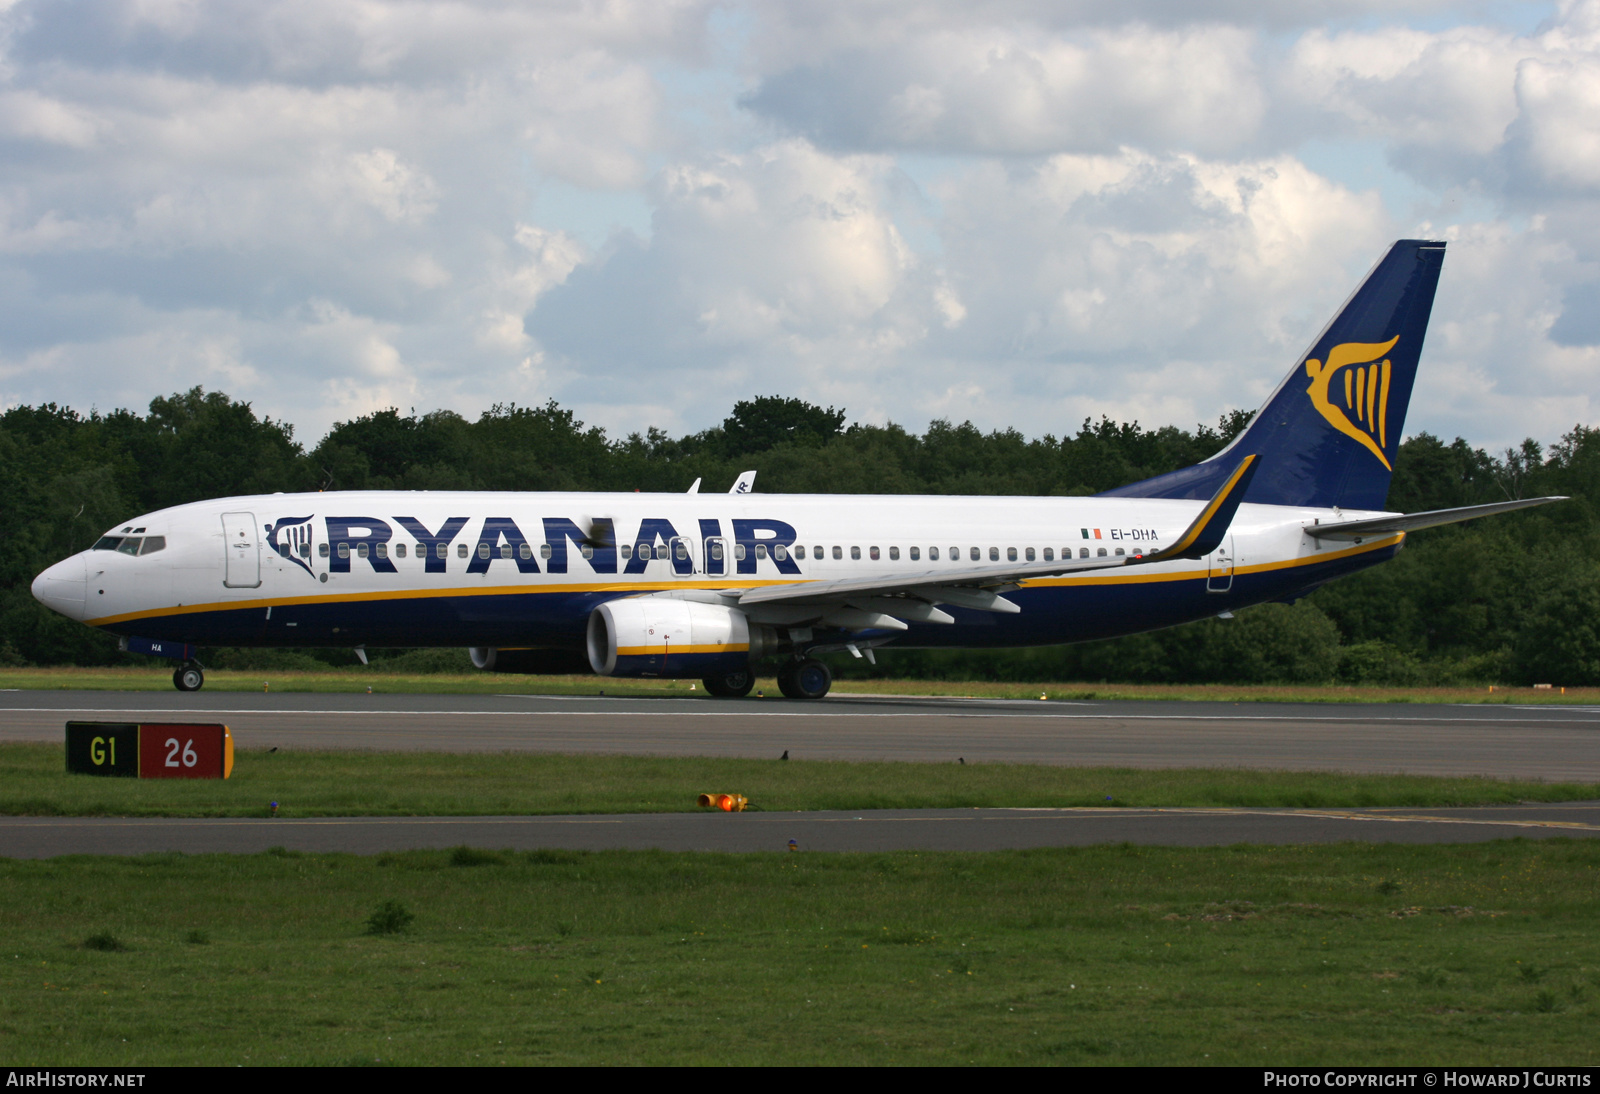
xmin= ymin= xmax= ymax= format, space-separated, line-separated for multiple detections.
xmin=3 ymin=665 xmax=1595 ymax=703
xmin=3 ymin=743 xmax=1597 ymax=817
xmin=2 ymin=842 xmax=1596 ymax=1065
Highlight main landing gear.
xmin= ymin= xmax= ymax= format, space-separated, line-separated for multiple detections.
xmin=777 ymin=658 xmax=832 ymax=700
xmin=172 ymin=661 xmax=205 ymax=692
xmin=701 ymin=669 xmax=756 ymax=698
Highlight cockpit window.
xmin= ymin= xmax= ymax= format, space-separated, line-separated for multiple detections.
xmin=94 ymin=534 xmax=166 ymax=555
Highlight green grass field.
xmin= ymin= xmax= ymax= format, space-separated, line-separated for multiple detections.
xmin=8 ymin=678 xmax=1598 ymax=1065
xmin=3 ymin=665 xmax=1595 ymax=703
xmin=2 ymin=842 xmax=1596 ymax=1065
xmin=5 ymin=743 xmax=1598 ymax=817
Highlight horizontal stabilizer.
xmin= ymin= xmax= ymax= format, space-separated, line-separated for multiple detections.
xmin=1305 ymin=496 xmax=1568 ymax=539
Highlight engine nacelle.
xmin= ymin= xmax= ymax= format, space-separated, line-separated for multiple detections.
xmin=586 ymin=598 xmax=781 ymax=678
xmin=469 ymin=647 xmax=592 ymax=674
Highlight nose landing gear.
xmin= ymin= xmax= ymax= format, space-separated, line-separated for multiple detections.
xmin=172 ymin=661 xmax=205 ymax=692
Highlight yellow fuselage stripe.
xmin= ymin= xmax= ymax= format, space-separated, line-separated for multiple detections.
xmin=616 ymin=643 xmax=748 ymax=655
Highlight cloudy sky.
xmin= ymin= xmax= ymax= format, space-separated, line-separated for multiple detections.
xmin=1 ymin=0 xmax=1596 ymax=452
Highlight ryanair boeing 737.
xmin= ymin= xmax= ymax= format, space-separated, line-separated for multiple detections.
xmin=30 ymin=240 xmax=1564 ymax=697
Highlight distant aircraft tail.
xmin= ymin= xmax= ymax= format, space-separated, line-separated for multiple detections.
xmin=1101 ymin=239 xmax=1446 ymax=511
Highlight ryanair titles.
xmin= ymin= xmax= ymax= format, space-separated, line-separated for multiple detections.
xmin=266 ymin=515 xmax=802 ymax=580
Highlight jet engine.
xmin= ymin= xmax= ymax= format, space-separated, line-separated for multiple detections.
xmin=586 ymin=597 xmax=781 ymax=678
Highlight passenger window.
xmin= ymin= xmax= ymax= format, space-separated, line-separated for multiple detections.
xmin=851 ymin=546 xmax=861 ymax=560
xmin=359 ymin=543 xmax=371 ymax=559
xmin=832 ymin=546 xmax=842 ymax=560
xmin=620 ymin=544 xmax=632 ymax=560
xmin=499 ymin=544 xmax=513 ymax=559
xmin=1007 ymin=547 xmax=1018 ymax=562
xmin=140 ymin=536 xmax=166 ymax=555
xmin=1079 ymin=548 xmax=1089 ymax=558
xmin=909 ymin=546 xmax=919 ymax=561
xmin=477 ymin=543 xmax=490 ymax=560
xmin=1114 ymin=547 xmax=1125 ymax=556
xmin=581 ymin=545 xmax=594 ymax=559
xmin=949 ymin=547 xmax=958 ymax=560
xmin=793 ymin=545 xmax=804 ymax=560
xmin=117 ymin=538 xmax=142 ymax=556
xmin=299 ymin=542 xmax=311 ymax=558
xmin=338 ymin=543 xmax=351 ymax=559
xmin=537 ymin=543 xmax=550 ymax=559
xmin=928 ymin=546 xmax=938 ymax=560
xmin=869 ymin=546 xmax=879 ymax=560
xmin=394 ymin=543 xmax=405 ymax=558
xmin=988 ymin=547 xmax=998 ymax=561
xmin=754 ymin=543 xmax=767 ymax=560
xmin=734 ymin=544 xmax=747 ymax=561
xmin=376 ymin=543 xmax=388 ymax=559
xmin=320 ymin=543 xmax=331 ymax=558
xmin=814 ymin=545 xmax=823 ymax=559
xmin=458 ymin=543 xmax=469 ymax=558
xmin=774 ymin=544 xmax=787 ymax=561
xmin=970 ymin=547 xmax=980 ymax=561
xmin=710 ymin=542 xmax=724 ymax=561
xmin=1042 ymin=547 xmax=1053 ymax=561
xmin=1024 ymin=547 xmax=1034 ymax=561
xmin=676 ymin=541 xmax=690 ymax=561
xmin=435 ymin=543 xmax=446 ymax=560
xmin=638 ymin=544 xmax=653 ymax=560
xmin=1097 ymin=547 xmax=1107 ymax=557
xmin=889 ymin=546 xmax=899 ymax=561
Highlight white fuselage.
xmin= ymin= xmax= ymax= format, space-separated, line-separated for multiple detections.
xmin=32 ymin=490 xmax=1400 ymax=657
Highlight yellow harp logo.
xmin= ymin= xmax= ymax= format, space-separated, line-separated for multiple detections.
xmin=1304 ymin=336 xmax=1400 ymax=471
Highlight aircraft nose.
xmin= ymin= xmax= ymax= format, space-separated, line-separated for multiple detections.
xmin=32 ymin=554 xmax=88 ymax=621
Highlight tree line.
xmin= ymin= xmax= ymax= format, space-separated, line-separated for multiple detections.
xmin=3 ymin=388 xmax=1596 ymax=685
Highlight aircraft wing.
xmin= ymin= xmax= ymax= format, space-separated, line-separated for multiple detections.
xmin=1304 ymin=496 xmax=1567 ymax=540
xmin=736 ymin=456 xmax=1259 ymax=624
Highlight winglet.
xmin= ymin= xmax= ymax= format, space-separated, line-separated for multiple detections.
xmin=1145 ymin=455 xmax=1259 ymax=562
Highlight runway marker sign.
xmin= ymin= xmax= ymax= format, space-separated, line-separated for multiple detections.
xmin=66 ymin=721 xmax=234 ymax=779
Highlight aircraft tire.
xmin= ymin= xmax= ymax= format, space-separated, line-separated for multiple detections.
xmin=701 ymin=670 xmax=755 ymax=698
xmin=172 ymin=664 xmax=204 ymax=692
xmin=777 ymin=658 xmax=832 ymax=700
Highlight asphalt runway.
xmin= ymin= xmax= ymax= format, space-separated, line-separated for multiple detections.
xmin=4 ymin=690 xmax=1597 ymax=856
xmin=4 ymin=803 xmax=1599 ymax=859
xmin=2 ymin=689 xmax=1598 ymax=779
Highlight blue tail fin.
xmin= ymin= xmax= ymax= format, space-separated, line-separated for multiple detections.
xmin=1101 ymin=239 xmax=1446 ymax=510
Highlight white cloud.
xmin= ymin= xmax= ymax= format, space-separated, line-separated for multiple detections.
xmin=0 ymin=0 xmax=1596 ymax=456
xmin=745 ymin=24 xmax=1265 ymax=156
